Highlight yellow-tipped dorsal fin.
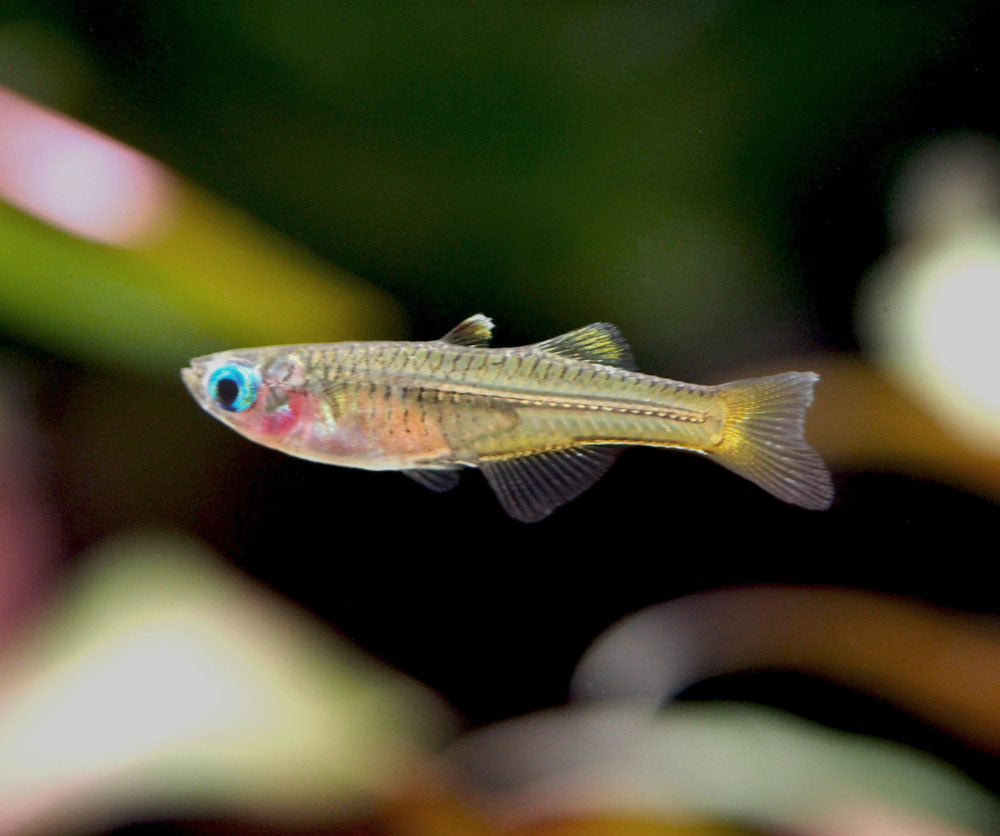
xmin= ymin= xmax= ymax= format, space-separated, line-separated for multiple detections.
xmin=439 ymin=314 xmax=494 ymax=346
xmin=532 ymin=322 xmax=636 ymax=369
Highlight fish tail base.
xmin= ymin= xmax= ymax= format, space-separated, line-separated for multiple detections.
xmin=710 ymin=372 xmax=833 ymax=510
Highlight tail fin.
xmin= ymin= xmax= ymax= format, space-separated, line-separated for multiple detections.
xmin=710 ymin=372 xmax=833 ymax=510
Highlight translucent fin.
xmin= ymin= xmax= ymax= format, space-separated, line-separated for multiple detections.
xmin=711 ymin=372 xmax=833 ymax=510
xmin=532 ymin=323 xmax=636 ymax=370
xmin=404 ymin=468 xmax=461 ymax=492
xmin=479 ymin=445 xmax=623 ymax=522
xmin=439 ymin=314 xmax=494 ymax=346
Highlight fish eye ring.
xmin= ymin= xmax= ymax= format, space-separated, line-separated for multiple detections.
xmin=208 ymin=363 xmax=260 ymax=412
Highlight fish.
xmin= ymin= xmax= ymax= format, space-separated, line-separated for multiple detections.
xmin=181 ymin=315 xmax=834 ymax=521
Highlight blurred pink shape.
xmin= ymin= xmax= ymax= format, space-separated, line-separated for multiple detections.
xmin=0 ymin=85 xmax=177 ymax=245
xmin=803 ymin=802 xmax=983 ymax=836
xmin=0 ymin=373 xmax=58 ymax=653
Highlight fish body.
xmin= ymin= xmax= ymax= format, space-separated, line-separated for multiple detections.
xmin=181 ymin=315 xmax=833 ymax=521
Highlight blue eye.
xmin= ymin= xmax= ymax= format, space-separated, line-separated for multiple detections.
xmin=208 ymin=363 xmax=260 ymax=412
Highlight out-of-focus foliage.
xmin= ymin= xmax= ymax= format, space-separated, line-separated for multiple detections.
xmin=573 ymin=586 xmax=1000 ymax=754
xmin=0 ymin=532 xmax=454 ymax=834
xmin=0 ymin=87 xmax=402 ymax=375
xmin=0 ymin=367 xmax=58 ymax=654
xmin=2 ymin=3 xmax=987 ymax=371
xmin=148 ymin=2 xmax=961 ymax=363
xmin=859 ymin=135 xmax=1000 ymax=451
xmin=440 ymin=703 xmax=1000 ymax=834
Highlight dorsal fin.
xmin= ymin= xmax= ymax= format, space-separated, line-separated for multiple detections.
xmin=532 ymin=323 xmax=636 ymax=369
xmin=439 ymin=314 xmax=494 ymax=346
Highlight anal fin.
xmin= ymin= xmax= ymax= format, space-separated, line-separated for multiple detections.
xmin=479 ymin=445 xmax=623 ymax=522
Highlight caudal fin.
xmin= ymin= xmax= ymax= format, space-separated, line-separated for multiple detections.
xmin=710 ymin=372 xmax=833 ymax=510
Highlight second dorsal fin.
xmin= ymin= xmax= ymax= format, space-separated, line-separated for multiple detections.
xmin=439 ymin=314 xmax=494 ymax=347
xmin=532 ymin=322 xmax=636 ymax=369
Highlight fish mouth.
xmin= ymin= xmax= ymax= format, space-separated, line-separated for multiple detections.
xmin=180 ymin=359 xmax=208 ymax=403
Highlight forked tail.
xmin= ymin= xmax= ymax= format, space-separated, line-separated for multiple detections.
xmin=710 ymin=372 xmax=833 ymax=510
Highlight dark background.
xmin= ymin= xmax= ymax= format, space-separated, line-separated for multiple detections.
xmin=2 ymin=2 xmax=999 ymax=831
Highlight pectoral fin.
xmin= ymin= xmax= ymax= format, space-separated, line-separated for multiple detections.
xmin=479 ymin=445 xmax=623 ymax=522
xmin=404 ymin=468 xmax=461 ymax=492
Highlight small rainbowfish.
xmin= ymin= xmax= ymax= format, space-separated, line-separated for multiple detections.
xmin=181 ymin=315 xmax=833 ymax=521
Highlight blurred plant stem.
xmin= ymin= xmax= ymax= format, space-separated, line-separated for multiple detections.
xmin=807 ymin=355 xmax=1000 ymax=503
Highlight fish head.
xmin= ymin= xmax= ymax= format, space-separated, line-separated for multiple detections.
xmin=181 ymin=348 xmax=312 ymax=448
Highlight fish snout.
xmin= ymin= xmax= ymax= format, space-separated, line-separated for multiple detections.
xmin=180 ymin=360 xmax=209 ymax=402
